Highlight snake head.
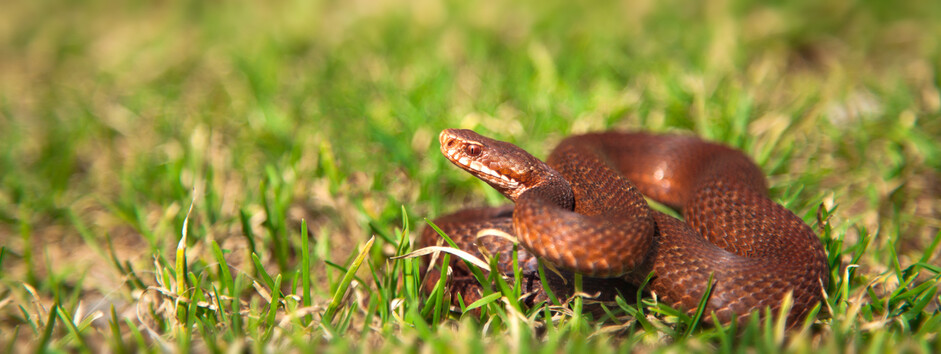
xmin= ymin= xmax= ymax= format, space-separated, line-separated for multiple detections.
xmin=439 ymin=129 xmax=563 ymax=201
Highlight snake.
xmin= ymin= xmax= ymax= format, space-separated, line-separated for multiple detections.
xmin=420 ymin=128 xmax=829 ymax=326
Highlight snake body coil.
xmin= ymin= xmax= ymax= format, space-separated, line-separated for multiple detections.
xmin=421 ymin=129 xmax=829 ymax=326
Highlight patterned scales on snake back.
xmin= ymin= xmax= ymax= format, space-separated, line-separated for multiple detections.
xmin=420 ymin=128 xmax=829 ymax=326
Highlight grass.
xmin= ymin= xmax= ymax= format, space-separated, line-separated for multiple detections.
xmin=1 ymin=0 xmax=940 ymax=352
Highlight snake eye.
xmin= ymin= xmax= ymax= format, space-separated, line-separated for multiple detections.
xmin=465 ymin=144 xmax=482 ymax=156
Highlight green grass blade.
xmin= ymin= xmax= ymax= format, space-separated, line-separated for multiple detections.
xmin=262 ymin=274 xmax=282 ymax=342
xmin=251 ymin=253 xmax=276 ymax=290
xmin=176 ymin=196 xmax=196 ymax=298
xmin=537 ymin=262 xmax=560 ymax=306
xmin=684 ymin=272 xmax=716 ymax=337
xmin=56 ymin=306 xmax=91 ymax=354
xmin=300 ymin=219 xmax=312 ymax=325
xmin=323 ymin=236 xmax=374 ymax=324
xmin=4 ymin=325 xmax=19 ymax=354
xmin=108 ymin=305 xmax=127 ymax=354
xmin=210 ymin=241 xmax=233 ymax=296
xmin=465 ymin=292 xmax=503 ymax=312
xmin=36 ymin=304 xmax=57 ymax=354
xmin=123 ymin=319 xmax=147 ymax=351
xmin=239 ymin=208 xmax=257 ymax=255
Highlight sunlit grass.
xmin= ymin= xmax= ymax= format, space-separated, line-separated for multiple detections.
xmin=1 ymin=0 xmax=940 ymax=352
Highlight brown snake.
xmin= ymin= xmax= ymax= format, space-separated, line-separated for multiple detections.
xmin=420 ymin=129 xmax=829 ymax=326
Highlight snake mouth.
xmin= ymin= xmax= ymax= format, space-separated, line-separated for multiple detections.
xmin=440 ymin=129 xmax=523 ymax=193
xmin=444 ymin=148 xmax=520 ymax=187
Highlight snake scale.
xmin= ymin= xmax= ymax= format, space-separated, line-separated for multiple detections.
xmin=420 ymin=129 xmax=829 ymax=326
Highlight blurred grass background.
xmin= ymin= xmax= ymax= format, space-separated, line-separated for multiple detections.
xmin=0 ymin=0 xmax=939 ymax=351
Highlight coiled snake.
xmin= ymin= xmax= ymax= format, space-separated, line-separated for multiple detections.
xmin=420 ymin=129 xmax=829 ymax=326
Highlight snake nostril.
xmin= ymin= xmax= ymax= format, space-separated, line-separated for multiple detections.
xmin=445 ymin=139 xmax=455 ymax=148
